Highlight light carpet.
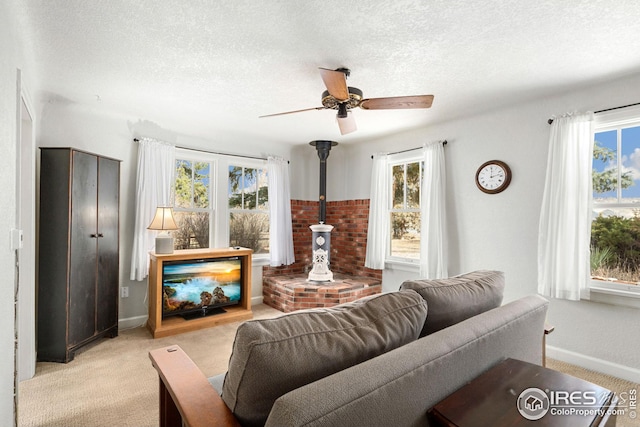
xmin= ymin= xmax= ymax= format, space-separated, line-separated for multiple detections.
xmin=18 ymin=304 xmax=639 ymax=426
xmin=18 ymin=304 xmax=282 ymax=427
xmin=545 ymin=359 xmax=639 ymax=427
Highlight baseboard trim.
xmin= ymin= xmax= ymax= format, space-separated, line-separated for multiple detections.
xmin=251 ymin=295 xmax=264 ymax=306
xmin=118 ymin=315 xmax=148 ymax=330
xmin=546 ymin=345 xmax=640 ymax=383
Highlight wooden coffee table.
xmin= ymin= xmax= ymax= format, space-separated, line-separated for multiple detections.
xmin=428 ymin=358 xmax=618 ymax=427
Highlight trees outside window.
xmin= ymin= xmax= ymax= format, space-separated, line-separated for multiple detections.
xmin=173 ymin=159 xmax=212 ymax=249
xmin=171 ymin=152 xmax=272 ymax=256
xmin=389 ymin=160 xmax=422 ymax=260
xmin=228 ymin=165 xmax=269 ymax=254
xmin=591 ymin=124 xmax=640 ymax=285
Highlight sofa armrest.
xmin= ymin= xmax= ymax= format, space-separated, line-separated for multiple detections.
xmin=149 ymin=345 xmax=240 ymax=427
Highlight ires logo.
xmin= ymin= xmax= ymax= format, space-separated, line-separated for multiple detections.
xmin=549 ymin=390 xmax=598 ymax=406
xmin=518 ymin=389 xmax=601 ymax=420
xmin=518 ymin=387 xmax=628 ymax=420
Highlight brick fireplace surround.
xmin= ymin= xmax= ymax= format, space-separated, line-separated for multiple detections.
xmin=263 ymin=199 xmax=383 ymax=312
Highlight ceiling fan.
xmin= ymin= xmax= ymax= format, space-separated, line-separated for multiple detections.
xmin=259 ymin=67 xmax=434 ymax=135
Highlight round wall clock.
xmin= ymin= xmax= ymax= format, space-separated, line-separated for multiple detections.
xmin=475 ymin=160 xmax=512 ymax=194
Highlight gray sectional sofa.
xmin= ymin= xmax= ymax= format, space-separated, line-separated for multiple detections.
xmin=149 ymin=271 xmax=549 ymax=427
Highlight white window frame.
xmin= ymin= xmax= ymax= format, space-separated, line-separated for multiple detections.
xmin=386 ymin=151 xmax=423 ymax=265
xmin=225 ymin=157 xmax=270 ymax=261
xmin=589 ymin=105 xmax=640 ymax=301
xmin=173 ymin=149 xmax=217 ymax=250
xmin=172 ymin=149 xmax=271 ymax=262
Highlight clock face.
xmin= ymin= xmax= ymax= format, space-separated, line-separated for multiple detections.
xmin=475 ymin=160 xmax=511 ymax=194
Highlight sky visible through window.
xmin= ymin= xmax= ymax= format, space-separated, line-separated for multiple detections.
xmin=593 ymin=126 xmax=640 ymax=200
xmin=228 ymin=166 xmax=268 ymax=209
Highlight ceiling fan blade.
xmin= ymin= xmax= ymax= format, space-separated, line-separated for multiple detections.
xmin=259 ymin=106 xmax=326 ymax=118
xmin=359 ymin=95 xmax=434 ymax=110
xmin=319 ymin=68 xmax=350 ymax=101
xmin=337 ymin=112 xmax=357 ymax=135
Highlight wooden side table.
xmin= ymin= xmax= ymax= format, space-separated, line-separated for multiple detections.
xmin=428 ymin=358 xmax=618 ymax=427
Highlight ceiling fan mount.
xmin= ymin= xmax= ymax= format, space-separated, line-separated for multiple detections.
xmin=321 ymin=87 xmax=363 ymax=110
xmin=334 ymin=67 xmax=351 ymax=77
xmin=259 ymin=67 xmax=434 ymax=135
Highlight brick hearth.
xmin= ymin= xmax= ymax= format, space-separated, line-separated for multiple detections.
xmin=263 ymin=199 xmax=383 ymax=312
xmin=263 ymin=273 xmax=382 ymax=313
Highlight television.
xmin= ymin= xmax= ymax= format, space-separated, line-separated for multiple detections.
xmin=161 ymin=256 xmax=243 ymax=319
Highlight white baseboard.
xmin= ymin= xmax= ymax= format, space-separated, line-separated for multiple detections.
xmin=251 ymin=295 xmax=264 ymax=306
xmin=546 ymin=345 xmax=640 ymax=383
xmin=118 ymin=315 xmax=148 ymax=330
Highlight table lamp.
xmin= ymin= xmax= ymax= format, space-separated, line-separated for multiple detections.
xmin=147 ymin=206 xmax=179 ymax=254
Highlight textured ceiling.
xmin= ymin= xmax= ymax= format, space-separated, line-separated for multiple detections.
xmin=14 ymin=0 xmax=640 ymax=145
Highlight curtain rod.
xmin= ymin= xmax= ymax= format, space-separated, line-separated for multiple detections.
xmin=547 ymin=102 xmax=640 ymax=124
xmin=370 ymin=140 xmax=447 ymax=159
xmin=133 ymin=138 xmax=288 ymax=163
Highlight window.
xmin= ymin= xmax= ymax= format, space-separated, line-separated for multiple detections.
xmin=389 ymin=157 xmax=422 ymax=261
xmin=228 ymin=164 xmax=269 ymax=254
xmin=173 ymin=159 xmax=214 ymax=249
xmin=591 ymin=108 xmax=640 ymax=291
xmin=171 ymin=151 xmax=272 ymax=256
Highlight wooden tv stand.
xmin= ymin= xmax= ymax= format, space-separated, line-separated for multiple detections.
xmin=147 ymin=248 xmax=253 ymax=338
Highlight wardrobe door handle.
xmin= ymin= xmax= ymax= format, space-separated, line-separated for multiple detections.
xmin=98 ymin=233 xmax=104 ymax=238
xmin=90 ymin=233 xmax=98 ymax=238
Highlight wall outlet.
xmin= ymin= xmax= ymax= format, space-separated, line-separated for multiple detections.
xmin=120 ymin=287 xmax=129 ymax=298
xmin=10 ymin=228 xmax=23 ymax=250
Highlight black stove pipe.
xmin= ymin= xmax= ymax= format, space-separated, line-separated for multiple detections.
xmin=309 ymin=140 xmax=338 ymax=223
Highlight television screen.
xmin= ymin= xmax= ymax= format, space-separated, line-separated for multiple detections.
xmin=162 ymin=256 xmax=242 ymax=319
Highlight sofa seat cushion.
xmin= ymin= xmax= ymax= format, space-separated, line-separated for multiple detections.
xmin=221 ymin=290 xmax=428 ymax=427
xmin=400 ymin=270 xmax=504 ymax=336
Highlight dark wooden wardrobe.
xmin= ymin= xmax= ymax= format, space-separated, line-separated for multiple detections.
xmin=37 ymin=148 xmax=120 ymax=362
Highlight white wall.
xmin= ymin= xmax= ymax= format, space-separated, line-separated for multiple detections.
xmin=36 ymin=101 xmax=295 ymax=325
xmin=338 ymin=72 xmax=640 ymax=377
xmin=0 ymin=0 xmax=37 ymax=420
xmin=344 ymin=100 xmax=548 ymax=299
xmin=289 ymin=140 xmax=349 ymax=202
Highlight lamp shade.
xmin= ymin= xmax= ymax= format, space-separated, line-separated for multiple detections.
xmin=147 ymin=207 xmax=179 ymax=231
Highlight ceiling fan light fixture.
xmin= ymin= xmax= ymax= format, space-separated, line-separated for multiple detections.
xmin=337 ymin=113 xmax=357 ymax=135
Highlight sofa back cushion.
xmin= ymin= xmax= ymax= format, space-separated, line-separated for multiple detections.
xmin=400 ymin=270 xmax=504 ymax=336
xmin=221 ymin=290 xmax=428 ymax=427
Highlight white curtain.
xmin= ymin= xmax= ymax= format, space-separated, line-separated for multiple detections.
xmin=130 ymin=138 xmax=176 ymax=281
xmin=419 ymin=141 xmax=448 ymax=278
xmin=538 ymin=112 xmax=594 ymax=300
xmin=365 ymin=153 xmax=389 ymax=269
xmin=267 ymin=156 xmax=295 ymax=266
